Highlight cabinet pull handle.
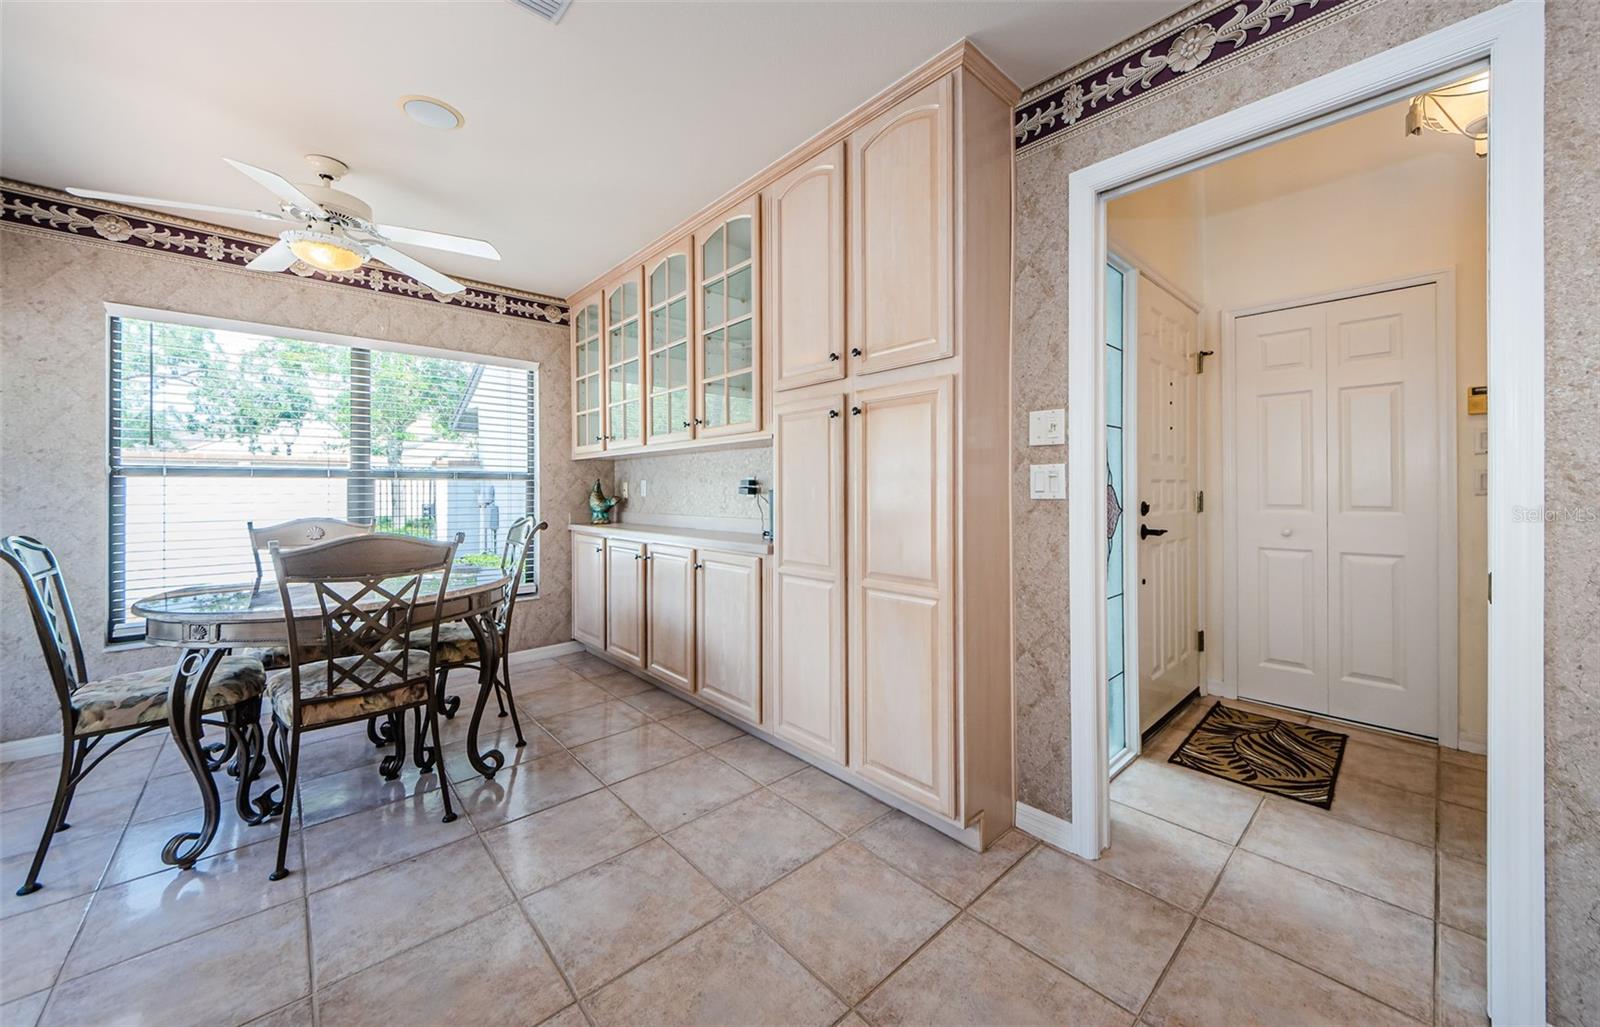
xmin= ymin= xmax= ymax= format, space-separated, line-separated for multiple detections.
xmin=850 ymin=347 xmax=862 ymax=358
xmin=693 ymin=563 xmax=704 ymax=570
xmin=595 ymin=546 xmax=603 ymax=553
xmin=681 ymin=420 xmax=693 ymax=429
xmin=828 ymin=409 xmax=840 ymax=419
xmin=634 ymin=553 xmax=644 ymax=561
xmin=828 ymin=352 xmax=840 ymax=362
xmin=851 ymin=406 xmax=862 ymax=416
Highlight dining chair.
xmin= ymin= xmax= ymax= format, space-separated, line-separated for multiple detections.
xmin=244 ymin=516 xmax=374 ymax=670
xmin=0 ymin=535 xmax=266 ymax=896
xmin=262 ymin=532 xmax=459 ymax=881
xmin=389 ymin=517 xmax=547 ymax=748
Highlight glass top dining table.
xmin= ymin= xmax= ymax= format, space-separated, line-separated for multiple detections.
xmin=131 ymin=564 xmax=517 ymax=870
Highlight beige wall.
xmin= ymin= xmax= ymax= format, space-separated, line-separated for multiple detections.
xmin=0 ymin=226 xmax=603 ymax=742
xmin=1011 ymin=1 xmax=1598 ymax=1019
xmin=607 ymin=445 xmax=774 ymax=533
xmin=1109 ymin=99 xmax=1490 ymax=743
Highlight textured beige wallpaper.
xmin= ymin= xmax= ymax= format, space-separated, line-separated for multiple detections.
xmin=0 ymin=227 xmax=608 ymax=741
xmin=1010 ymin=1 xmax=1597 ymax=1020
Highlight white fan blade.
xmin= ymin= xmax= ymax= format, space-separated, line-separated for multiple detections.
xmin=223 ymin=158 xmax=326 ymax=216
xmin=374 ymin=223 xmax=501 ymax=260
xmin=369 ymin=244 xmax=466 ymax=294
xmin=65 ymin=187 xmax=284 ymax=223
xmin=246 ymin=240 xmax=296 ymax=272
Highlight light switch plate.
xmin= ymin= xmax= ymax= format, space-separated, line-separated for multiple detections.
xmin=1029 ymin=408 xmax=1066 ymax=446
xmin=1030 ymin=463 xmax=1066 ymax=500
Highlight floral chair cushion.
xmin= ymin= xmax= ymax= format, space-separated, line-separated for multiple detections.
xmin=384 ymin=621 xmax=481 ymax=666
xmin=72 ymin=656 xmax=265 ymax=735
xmin=244 ymin=644 xmax=328 ymax=671
xmin=266 ymin=650 xmax=432 ymax=729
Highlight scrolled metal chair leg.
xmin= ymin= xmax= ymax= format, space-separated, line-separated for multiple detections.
xmin=378 ymin=711 xmax=408 ymax=780
xmin=15 ymin=735 xmax=77 ymax=896
xmin=268 ymin=725 xmax=300 ymax=881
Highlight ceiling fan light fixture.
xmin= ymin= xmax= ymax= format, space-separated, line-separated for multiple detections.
xmin=284 ymin=227 xmax=367 ymax=272
xmin=399 ymin=95 xmax=465 ymax=130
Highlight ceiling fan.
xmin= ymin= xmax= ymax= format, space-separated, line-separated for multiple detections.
xmin=66 ymin=155 xmax=499 ymax=295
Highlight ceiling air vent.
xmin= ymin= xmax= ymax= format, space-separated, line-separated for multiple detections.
xmin=508 ymin=0 xmax=572 ymax=24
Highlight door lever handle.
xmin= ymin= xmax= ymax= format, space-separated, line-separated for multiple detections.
xmin=1139 ymin=524 xmax=1169 ymax=539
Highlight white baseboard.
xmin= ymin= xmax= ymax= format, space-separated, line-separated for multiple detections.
xmin=0 ymin=732 xmax=63 ymax=765
xmin=1455 ymin=730 xmax=1487 ymax=755
xmin=508 ymin=640 xmax=583 ymax=666
xmin=1015 ymin=802 xmax=1077 ymax=852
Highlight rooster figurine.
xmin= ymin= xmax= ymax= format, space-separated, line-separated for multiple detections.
xmin=588 ymin=479 xmax=621 ymax=524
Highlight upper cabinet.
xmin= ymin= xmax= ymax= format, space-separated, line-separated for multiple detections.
xmin=768 ymin=143 xmax=846 ymax=392
xmin=848 ymin=77 xmax=954 ymax=375
xmin=571 ymin=293 xmax=604 ymax=455
xmin=693 ymin=196 xmax=762 ymax=439
xmin=644 ymin=239 xmax=695 ymax=446
xmin=603 ymin=269 xmax=645 ymax=452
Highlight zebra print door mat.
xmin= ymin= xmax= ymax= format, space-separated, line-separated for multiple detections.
xmin=1168 ymin=703 xmax=1348 ymax=808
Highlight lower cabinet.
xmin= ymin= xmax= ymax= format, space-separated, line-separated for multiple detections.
xmin=572 ymin=532 xmax=607 ymax=649
xmin=604 ymin=538 xmax=646 ymax=670
xmin=644 ymin=543 xmax=695 ymax=692
xmin=696 ymin=550 xmax=763 ymax=722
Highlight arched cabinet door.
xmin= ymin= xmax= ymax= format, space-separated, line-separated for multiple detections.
xmin=602 ymin=268 xmax=646 ymax=453
xmin=767 ymin=142 xmax=845 ymax=392
xmin=692 ymin=196 xmax=762 ymax=439
xmin=571 ymin=293 xmax=605 ymax=456
xmin=644 ymin=239 xmax=696 ymax=445
xmin=848 ymin=75 xmax=953 ymax=376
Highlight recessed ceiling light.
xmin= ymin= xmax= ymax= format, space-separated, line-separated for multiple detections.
xmin=399 ymin=95 xmax=464 ymax=130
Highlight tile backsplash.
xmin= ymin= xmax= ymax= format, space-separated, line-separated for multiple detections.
xmin=608 ymin=445 xmax=773 ymax=533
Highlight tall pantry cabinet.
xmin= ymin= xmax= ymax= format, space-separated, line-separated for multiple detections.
xmin=768 ymin=56 xmax=1015 ymax=847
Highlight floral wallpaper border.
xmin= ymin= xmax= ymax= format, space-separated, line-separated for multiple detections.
xmin=0 ymin=180 xmax=569 ymax=327
xmin=1014 ymin=0 xmax=1367 ymax=153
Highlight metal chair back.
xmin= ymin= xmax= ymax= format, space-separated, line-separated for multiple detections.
xmin=494 ymin=517 xmax=548 ymax=638
xmin=248 ymin=517 xmax=374 ymax=582
xmin=0 ymin=536 xmax=89 ymax=717
xmin=268 ymin=534 xmax=457 ymax=724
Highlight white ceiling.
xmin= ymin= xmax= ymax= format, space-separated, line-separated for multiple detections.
xmin=1 ymin=0 xmax=1184 ymax=298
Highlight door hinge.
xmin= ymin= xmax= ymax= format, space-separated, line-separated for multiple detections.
xmin=1195 ymin=490 xmax=1205 ymax=513
xmin=1195 ymin=350 xmax=1215 ymax=374
xmin=1197 ymin=630 xmax=1206 ymax=653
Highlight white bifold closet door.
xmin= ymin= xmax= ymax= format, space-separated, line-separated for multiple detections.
xmin=1234 ymin=284 xmax=1440 ymax=736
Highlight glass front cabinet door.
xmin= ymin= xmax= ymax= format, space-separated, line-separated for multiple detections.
xmin=571 ymin=292 xmax=605 ymax=455
xmin=693 ymin=197 xmax=761 ymax=439
xmin=644 ymin=239 xmax=695 ymax=445
xmin=602 ymin=269 xmax=645 ymax=451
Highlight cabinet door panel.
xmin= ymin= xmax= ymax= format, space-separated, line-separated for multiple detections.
xmin=768 ymin=143 xmax=845 ymax=392
xmin=603 ymin=269 xmax=646 ymax=451
xmin=848 ymin=76 xmax=952 ymax=376
xmin=571 ymin=294 xmax=605 ymax=455
xmin=604 ymin=539 xmax=646 ymax=669
xmin=572 ymin=532 xmax=607 ymax=649
xmin=696 ymin=550 xmax=762 ymax=723
xmin=645 ymin=543 xmax=695 ymax=691
xmin=693 ymin=196 xmax=762 ymax=438
xmin=848 ymin=376 xmax=954 ymax=815
xmin=772 ymin=393 xmax=847 ymax=762
xmin=644 ymin=241 xmax=696 ymax=445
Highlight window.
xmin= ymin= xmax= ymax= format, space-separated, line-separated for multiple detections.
xmin=108 ymin=311 xmax=538 ymax=642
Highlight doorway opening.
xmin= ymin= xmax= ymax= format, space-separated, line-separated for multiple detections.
xmin=1063 ymin=6 xmax=1546 ymax=1023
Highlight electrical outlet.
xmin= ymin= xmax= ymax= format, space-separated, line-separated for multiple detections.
xmin=619 ymin=480 xmax=629 ymax=499
xmin=1029 ymin=409 xmax=1066 ymax=446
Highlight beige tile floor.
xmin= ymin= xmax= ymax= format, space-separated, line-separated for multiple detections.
xmin=0 ymin=662 xmax=1488 ymax=1027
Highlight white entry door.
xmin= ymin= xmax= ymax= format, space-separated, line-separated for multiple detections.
xmin=1233 ymin=284 xmax=1440 ymax=735
xmin=1136 ymin=277 xmax=1201 ymax=732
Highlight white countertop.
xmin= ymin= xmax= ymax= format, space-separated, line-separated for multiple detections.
xmin=569 ymin=521 xmax=772 ymax=556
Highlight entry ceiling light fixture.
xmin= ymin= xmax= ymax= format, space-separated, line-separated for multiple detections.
xmin=400 ymin=95 xmax=465 ymax=131
xmin=1406 ymin=70 xmax=1489 ymax=157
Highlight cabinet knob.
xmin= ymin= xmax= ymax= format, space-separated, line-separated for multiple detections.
xmin=828 ymin=352 xmax=840 ymax=362
xmin=850 ymin=347 xmax=863 ymax=358
xmin=595 ymin=546 xmax=603 ymax=553
xmin=828 ymin=409 xmax=840 ymax=419
xmin=634 ymin=553 xmax=643 ymax=560
xmin=851 ymin=406 xmax=862 ymax=416
xmin=681 ymin=420 xmax=692 ymax=429
xmin=693 ymin=563 xmax=704 ymax=570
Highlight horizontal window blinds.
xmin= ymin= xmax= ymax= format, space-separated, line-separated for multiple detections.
xmin=108 ymin=315 xmax=538 ymax=641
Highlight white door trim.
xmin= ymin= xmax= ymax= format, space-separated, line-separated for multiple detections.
xmin=1064 ymin=4 xmax=1545 ymax=1023
xmin=1219 ymin=270 xmax=1461 ymax=749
